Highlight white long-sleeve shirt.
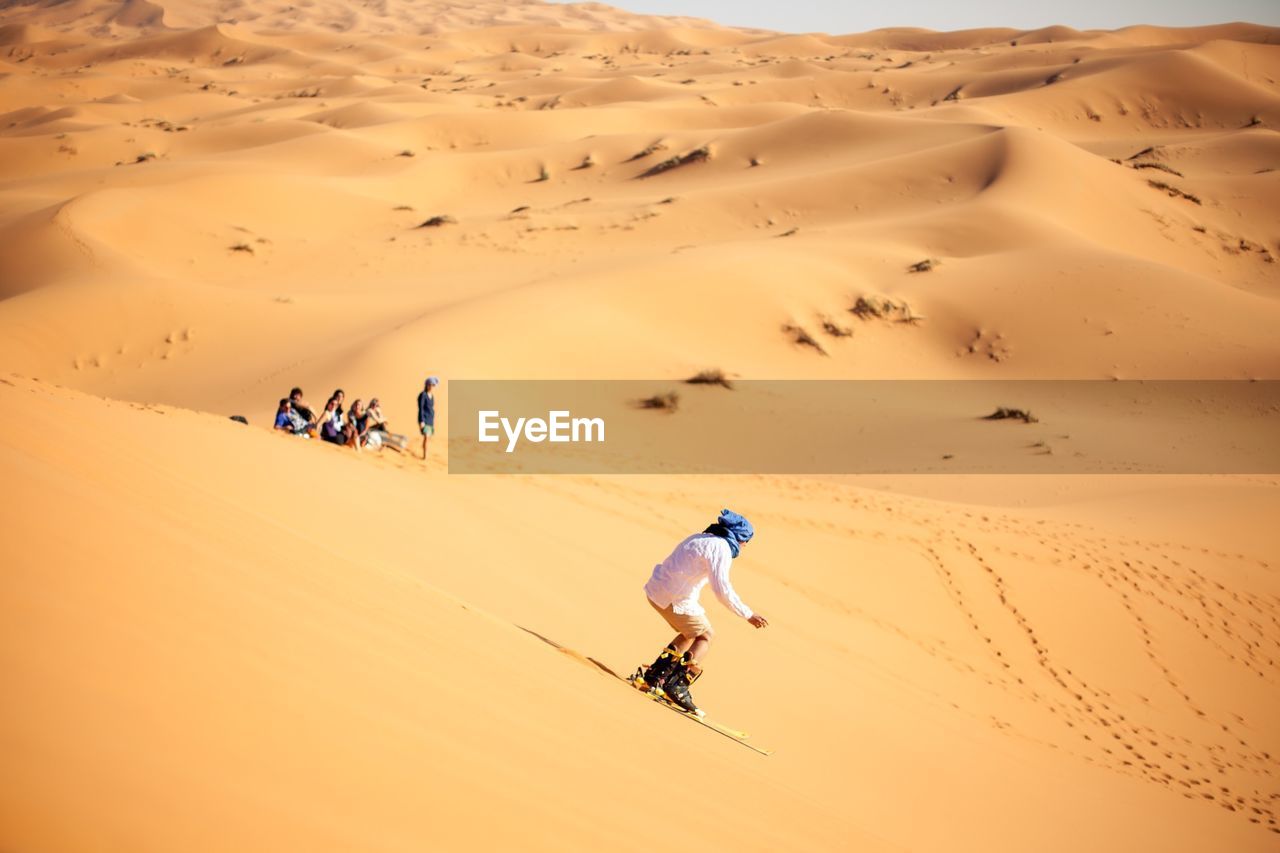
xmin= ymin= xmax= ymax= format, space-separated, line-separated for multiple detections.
xmin=644 ymin=533 xmax=753 ymax=620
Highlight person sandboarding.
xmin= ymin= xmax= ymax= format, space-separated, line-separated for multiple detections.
xmin=634 ymin=509 xmax=768 ymax=717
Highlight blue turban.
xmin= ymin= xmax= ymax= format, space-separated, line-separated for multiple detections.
xmin=705 ymin=508 xmax=754 ymax=558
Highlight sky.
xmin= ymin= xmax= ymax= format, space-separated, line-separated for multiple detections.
xmin=552 ymin=0 xmax=1279 ymax=33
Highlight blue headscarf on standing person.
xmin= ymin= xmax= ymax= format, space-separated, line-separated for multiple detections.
xmin=704 ymin=508 xmax=754 ymax=559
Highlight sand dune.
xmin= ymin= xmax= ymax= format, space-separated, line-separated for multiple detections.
xmin=2 ymin=375 xmax=1277 ymax=851
xmin=1 ymin=0 xmax=1278 ymax=850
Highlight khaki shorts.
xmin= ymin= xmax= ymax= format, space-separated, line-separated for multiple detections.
xmin=648 ymin=597 xmax=713 ymax=639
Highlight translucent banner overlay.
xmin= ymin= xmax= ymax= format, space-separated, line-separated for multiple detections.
xmin=446 ymin=381 xmax=1280 ymax=475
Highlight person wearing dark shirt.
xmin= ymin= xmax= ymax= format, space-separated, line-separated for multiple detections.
xmin=417 ymin=376 xmax=438 ymax=459
xmin=289 ymin=387 xmax=315 ymax=426
xmin=330 ymin=389 xmax=346 ymax=425
xmin=348 ymin=399 xmax=370 ymax=451
xmin=319 ymin=397 xmax=344 ymax=445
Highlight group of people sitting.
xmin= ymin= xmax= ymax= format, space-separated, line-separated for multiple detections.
xmin=274 ymin=386 xmax=409 ymax=453
xmin=272 ymin=377 xmax=439 ymax=458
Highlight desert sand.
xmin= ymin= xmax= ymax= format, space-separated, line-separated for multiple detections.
xmin=1 ymin=0 xmax=1278 ymax=850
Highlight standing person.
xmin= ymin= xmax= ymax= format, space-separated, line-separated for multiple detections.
xmin=417 ymin=376 xmax=438 ymax=459
xmin=634 ymin=509 xmax=768 ymax=717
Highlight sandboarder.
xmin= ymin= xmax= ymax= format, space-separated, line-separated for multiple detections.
xmin=635 ymin=509 xmax=768 ymax=716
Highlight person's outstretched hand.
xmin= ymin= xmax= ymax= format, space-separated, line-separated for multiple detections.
xmin=748 ymin=614 xmax=769 ymax=629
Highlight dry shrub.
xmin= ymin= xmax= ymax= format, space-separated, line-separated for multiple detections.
xmin=984 ymin=407 xmax=1039 ymax=423
xmin=850 ymin=296 xmax=921 ymax=324
xmin=783 ymin=324 xmax=828 ymax=356
xmin=1132 ymin=161 xmax=1182 ymax=177
xmin=686 ymin=369 xmax=733 ymax=389
xmin=1147 ymin=180 xmax=1201 ymax=205
xmin=626 ymin=140 xmax=668 ymax=162
xmin=639 ymin=146 xmax=711 ymax=179
xmin=637 ymin=392 xmax=680 ymax=411
xmin=822 ymin=318 xmax=852 ymax=337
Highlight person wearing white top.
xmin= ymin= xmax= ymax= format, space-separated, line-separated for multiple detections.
xmin=634 ymin=509 xmax=769 ymax=716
